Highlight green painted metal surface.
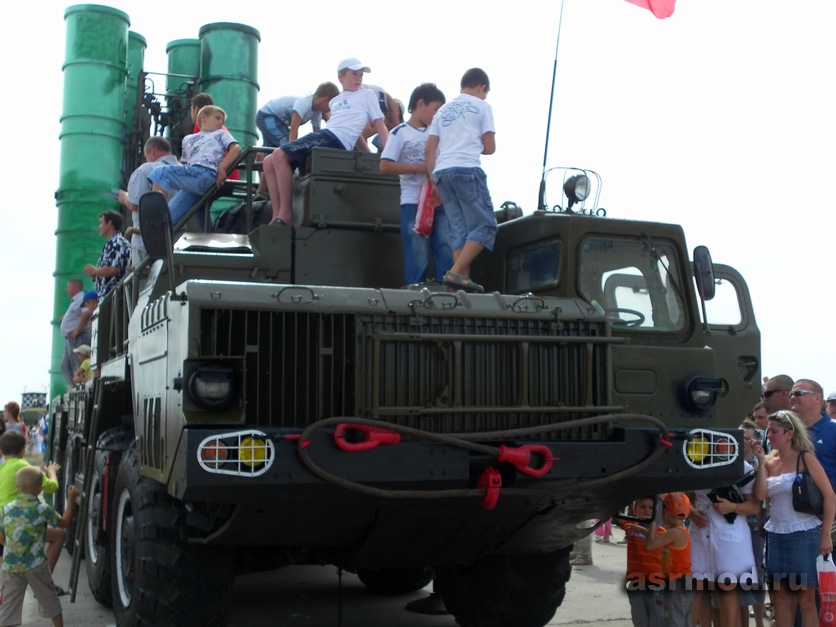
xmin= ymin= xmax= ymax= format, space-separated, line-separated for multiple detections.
xmin=198 ymin=22 xmax=260 ymax=218
xmin=166 ymin=38 xmax=200 ymax=98
xmin=51 ymin=4 xmax=129 ymax=398
xmin=198 ymin=22 xmax=259 ymax=150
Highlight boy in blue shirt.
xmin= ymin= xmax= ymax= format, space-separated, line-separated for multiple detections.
xmin=0 ymin=466 xmax=78 ymax=627
xmin=425 ymin=68 xmax=497 ymax=294
xmin=380 ymin=83 xmax=452 ymax=284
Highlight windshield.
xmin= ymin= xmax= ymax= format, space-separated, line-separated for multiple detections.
xmin=578 ymin=236 xmax=687 ymax=331
xmin=507 ymin=240 xmax=562 ymax=293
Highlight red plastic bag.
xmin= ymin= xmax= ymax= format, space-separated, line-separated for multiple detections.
xmin=413 ymin=179 xmax=436 ymax=237
xmin=819 ymin=554 xmax=836 ymax=626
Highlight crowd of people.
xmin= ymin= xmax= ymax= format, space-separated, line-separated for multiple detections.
xmin=573 ymin=375 xmax=836 ymax=627
xmin=0 ymin=412 xmax=74 ymax=626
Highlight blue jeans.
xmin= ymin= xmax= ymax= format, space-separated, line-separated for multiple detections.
xmin=433 ymin=167 xmax=496 ymax=252
xmin=400 ymin=204 xmax=453 ymax=284
xmin=148 ymin=164 xmax=216 ymax=226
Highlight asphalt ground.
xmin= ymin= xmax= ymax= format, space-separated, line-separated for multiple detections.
xmin=21 ymin=529 xmax=637 ymax=626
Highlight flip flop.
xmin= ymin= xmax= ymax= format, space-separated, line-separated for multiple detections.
xmin=443 ymin=272 xmax=485 ymax=294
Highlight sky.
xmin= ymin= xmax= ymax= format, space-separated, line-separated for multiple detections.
xmin=1 ymin=0 xmax=834 ymax=405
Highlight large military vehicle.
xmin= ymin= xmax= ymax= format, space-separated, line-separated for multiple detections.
xmin=48 ymin=5 xmax=760 ymax=627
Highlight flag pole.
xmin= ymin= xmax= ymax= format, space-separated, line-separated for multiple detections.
xmin=537 ymin=0 xmax=566 ymax=211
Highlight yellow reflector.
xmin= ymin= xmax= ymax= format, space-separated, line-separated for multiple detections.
xmin=686 ymin=436 xmax=710 ymax=463
xmin=240 ymin=437 xmax=268 ymax=467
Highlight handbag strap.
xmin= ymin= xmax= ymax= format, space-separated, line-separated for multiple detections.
xmin=797 ymin=450 xmax=806 ymax=474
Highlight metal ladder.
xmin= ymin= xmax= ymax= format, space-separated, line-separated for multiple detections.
xmin=67 ymin=379 xmax=103 ymax=602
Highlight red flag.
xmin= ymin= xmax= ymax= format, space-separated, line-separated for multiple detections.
xmin=624 ymin=0 xmax=676 ymax=19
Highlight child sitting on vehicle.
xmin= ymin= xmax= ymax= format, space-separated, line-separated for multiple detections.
xmin=149 ymin=105 xmax=241 ymax=229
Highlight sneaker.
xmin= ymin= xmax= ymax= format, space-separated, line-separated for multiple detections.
xmin=404 ymin=593 xmax=449 ymax=615
xmin=569 ymin=556 xmax=592 ymax=566
xmin=617 ymin=537 xmax=628 ymax=544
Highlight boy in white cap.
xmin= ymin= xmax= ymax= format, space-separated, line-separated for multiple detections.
xmin=262 ymin=58 xmax=389 ymax=227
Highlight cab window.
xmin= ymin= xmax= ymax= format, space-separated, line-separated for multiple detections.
xmin=579 ymin=236 xmax=686 ymax=331
xmin=507 ymin=241 xmax=561 ymax=293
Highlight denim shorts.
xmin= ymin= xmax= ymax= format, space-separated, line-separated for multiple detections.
xmin=256 ymin=110 xmax=289 ymax=147
xmin=766 ymin=527 xmax=820 ymax=587
xmin=433 ymin=167 xmax=497 ymax=252
xmin=280 ymin=129 xmax=344 ymax=170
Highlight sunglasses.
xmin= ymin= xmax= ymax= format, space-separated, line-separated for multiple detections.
xmin=762 ymin=389 xmax=782 ymax=399
xmin=789 ymin=390 xmax=817 ymax=398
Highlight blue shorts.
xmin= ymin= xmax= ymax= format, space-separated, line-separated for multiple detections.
xmin=256 ymin=110 xmax=289 ymax=147
xmin=280 ymin=129 xmax=344 ymax=170
xmin=433 ymin=167 xmax=497 ymax=252
xmin=766 ymin=527 xmax=820 ymax=587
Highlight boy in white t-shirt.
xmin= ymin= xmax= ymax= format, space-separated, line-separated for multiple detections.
xmin=262 ymin=58 xmax=389 ymax=227
xmin=380 ymin=83 xmax=452 ymax=285
xmin=425 ymin=68 xmax=496 ymax=294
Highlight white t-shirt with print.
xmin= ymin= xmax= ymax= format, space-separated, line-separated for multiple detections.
xmin=380 ymin=122 xmax=430 ymax=205
xmin=429 ymin=94 xmax=495 ymax=173
xmin=326 ymin=89 xmax=383 ymax=150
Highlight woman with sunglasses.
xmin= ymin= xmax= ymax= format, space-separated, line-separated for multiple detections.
xmin=762 ymin=410 xmax=836 ymax=627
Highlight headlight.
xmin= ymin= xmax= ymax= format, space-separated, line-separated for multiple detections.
xmin=188 ymin=364 xmax=235 ymax=411
xmin=681 ymin=376 xmax=727 ymax=413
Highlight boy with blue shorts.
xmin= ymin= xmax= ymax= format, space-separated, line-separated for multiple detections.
xmin=380 ymin=83 xmax=452 ymax=285
xmin=149 ymin=105 xmax=241 ymax=228
xmin=425 ymin=68 xmax=496 ymax=294
xmin=262 ymin=58 xmax=389 ymax=227
xmin=256 ymin=82 xmax=340 ymax=147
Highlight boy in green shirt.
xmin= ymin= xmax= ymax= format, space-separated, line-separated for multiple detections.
xmin=0 ymin=465 xmax=78 ymax=627
xmin=0 ymin=432 xmax=64 ymax=574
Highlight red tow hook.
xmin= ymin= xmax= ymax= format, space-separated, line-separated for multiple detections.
xmin=477 ymin=467 xmax=502 ymax=510
xmin=497 ymin=444 xmax=558 ymax=477
xmin=334 ymin=424 xmax=401 ymax=452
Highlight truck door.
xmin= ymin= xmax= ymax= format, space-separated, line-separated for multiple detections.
xmin=702 ymin=263 xmax=762 ymax=415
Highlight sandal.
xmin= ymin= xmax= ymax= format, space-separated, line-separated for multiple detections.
xmin=443 ymin=272 xmax=484 ymax=294
xmin=269 ymin=218 xmax=288 ymax=227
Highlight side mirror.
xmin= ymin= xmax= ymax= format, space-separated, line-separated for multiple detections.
xmin=139 ymin=191 xmax=173 ymax=261
xmin=693 ymin=245 xmax=716 ymax=301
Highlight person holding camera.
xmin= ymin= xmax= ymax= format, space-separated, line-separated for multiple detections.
xmin=689 ymin=445 xmax=767 ymax=627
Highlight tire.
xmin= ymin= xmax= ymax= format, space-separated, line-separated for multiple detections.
xmin=435 ymin=547 xmax=572 ymax=627
xmin=111 ymin=445 xmax=234 ymax=627
xmin=357 ymin=566 xmax=435 ymax=594
xmin=86 ymin=428 xmax=133 ymax=608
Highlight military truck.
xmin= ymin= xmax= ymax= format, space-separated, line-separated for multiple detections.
xmin=48 ymin=7 xmax=760 ymax=627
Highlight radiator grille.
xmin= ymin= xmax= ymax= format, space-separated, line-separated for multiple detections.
xmin=199 ymin=308 xmax=613 ymax=439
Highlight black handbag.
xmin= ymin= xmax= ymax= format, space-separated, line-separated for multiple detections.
xmin=792 ymin=451 xmax=824 ymax=516
xmin=708 ymin=469 xmax=757 ymax=523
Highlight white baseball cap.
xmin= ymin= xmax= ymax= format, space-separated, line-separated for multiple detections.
xmin=337 ymin=58 xmax=371 ymax=73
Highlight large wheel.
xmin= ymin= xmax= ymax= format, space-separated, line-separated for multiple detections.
xmin=86 ymin=447 xmax=112 ymax=606
xmin=357 ymin=566 xmax=435 ymax=594
xmin=435 ymin=547 xmax=572 ymax=627
xmin=111 ymin=445 xmax=234 ymax=627
xmin=86 ymin=428 xmax=134 ymax=608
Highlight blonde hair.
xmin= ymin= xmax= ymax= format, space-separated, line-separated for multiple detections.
xmin=769 ymin=410 xmax=816 ymax=453
xmin=16 ymin=466 xmax=44 ymax=496
xmin=197 ymin=105 xmax=226 ymax=122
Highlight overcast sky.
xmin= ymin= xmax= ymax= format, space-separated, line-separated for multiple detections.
xmin=1 ymin=0 xmax=833 ymax=405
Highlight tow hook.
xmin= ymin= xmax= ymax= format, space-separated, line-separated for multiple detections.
xmin=497 ymin=444 xmax=558 ymax=477
xmin=333 ymin=424 xmax=401 ymax=452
